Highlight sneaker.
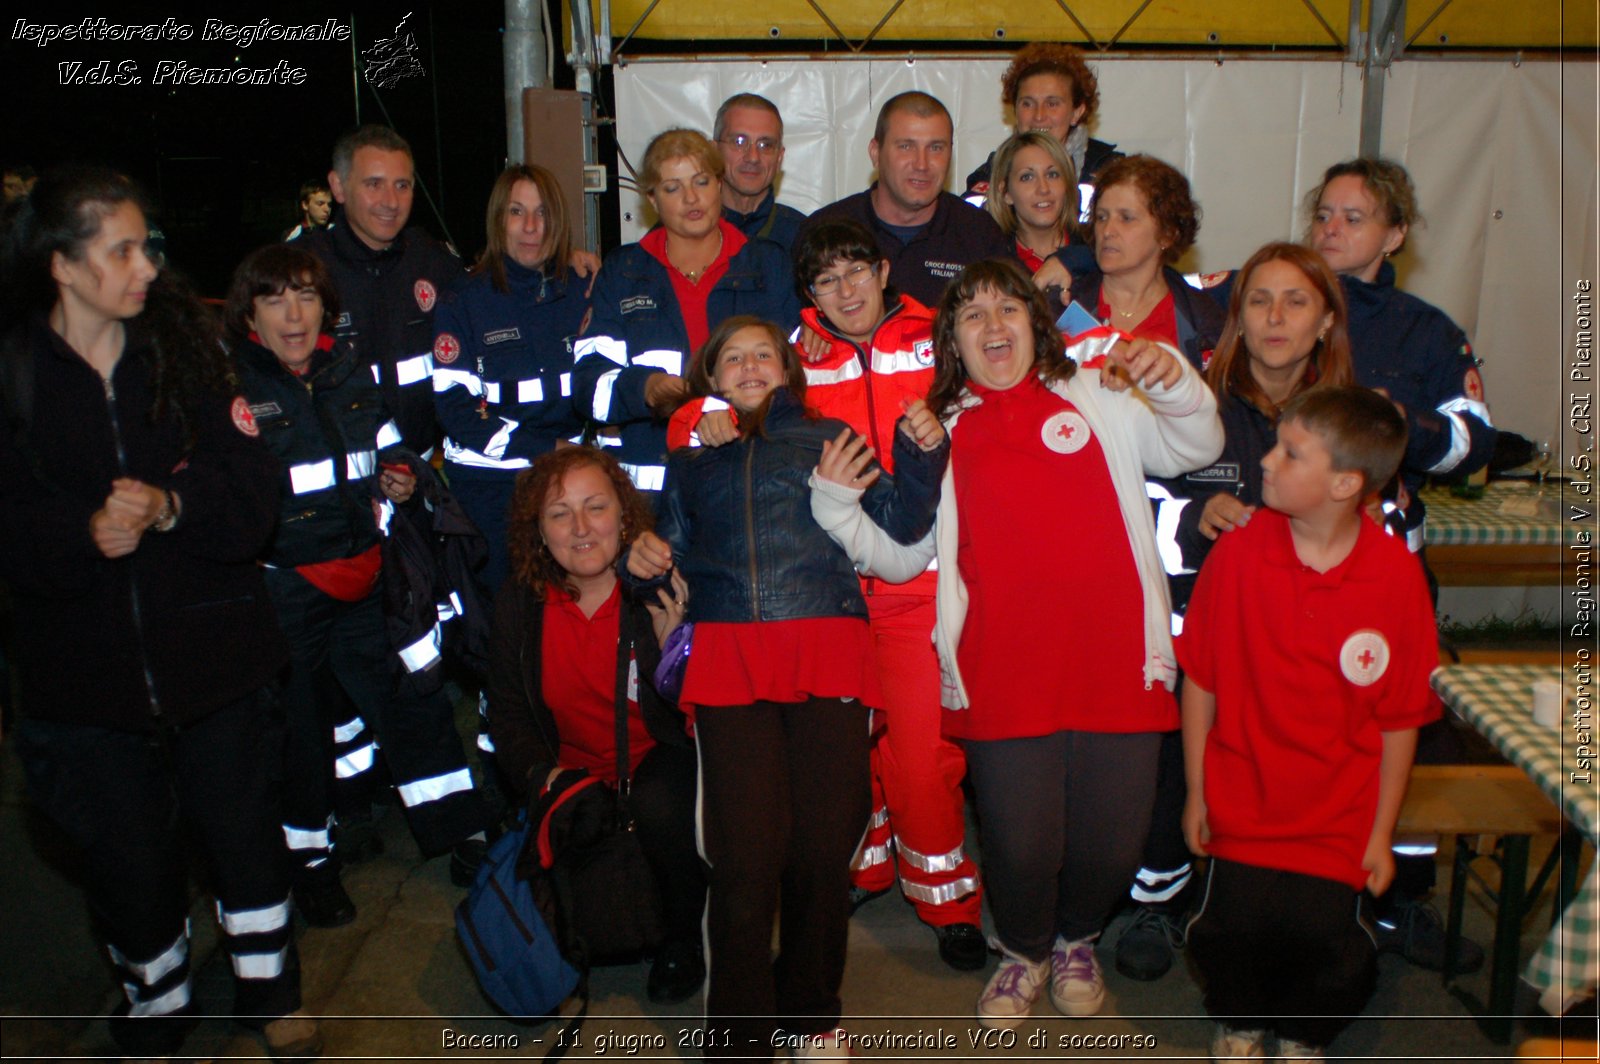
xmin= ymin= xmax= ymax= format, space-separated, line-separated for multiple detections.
xmin=792 ymin=1028 xmax=854 ymax=1059
xmin=293 ymin=872 xmax=355 ymax=928
xmin=1275 ymin=1037 xmax=1325 ymax=1060
xmin=934 ymin=922 xmax=990 ymax=971
xmin=1375 ymin=899 xmax=1485 ymax=974
xmin=1049 ymin=936 xmax=1106 ymax=1017
xmin=976 ymin=952 xmax=1050 ymax=1029
xmin=262 ymin=1009 xmax=323 ymax=1061
xmin=1209 ymin=1025 xmax=1266 ymax=1060
xmin=848 ymin=884 xmax=891 ymax=915
xmin=1115 ymin=904 xmax=1187 ymax=981
xmin=449 ymin=836 xmax=489 ymax=888
xmin=646 ymin=938 xmax=705 ymax=1004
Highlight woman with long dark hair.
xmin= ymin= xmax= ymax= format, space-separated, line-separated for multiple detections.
xmin=0 ymin=168 xmax=318 ymax=1060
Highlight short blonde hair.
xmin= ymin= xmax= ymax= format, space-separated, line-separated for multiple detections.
xmin=640 ymin=129 xmax=724 ymax=194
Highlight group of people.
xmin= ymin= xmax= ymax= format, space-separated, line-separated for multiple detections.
xmin=0 ymin=38 xmax=1496 ymax=1064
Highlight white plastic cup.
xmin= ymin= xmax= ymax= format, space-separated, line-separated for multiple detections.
xmin=1531 ymin=680 xmax=1562 ymax=730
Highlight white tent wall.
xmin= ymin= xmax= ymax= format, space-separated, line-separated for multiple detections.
xmin=612 ymin=56 xmax=1596 ymax=451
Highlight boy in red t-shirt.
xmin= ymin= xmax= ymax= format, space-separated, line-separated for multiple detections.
xmin=1176 ymin=387 xmax=1440 ymax=1061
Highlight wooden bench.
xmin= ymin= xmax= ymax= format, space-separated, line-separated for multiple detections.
xmin=1397 ymin=764 xmax=1573 ymax=1042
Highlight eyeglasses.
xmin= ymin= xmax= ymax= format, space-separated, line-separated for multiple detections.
xmin=720 ymin=134 xmax=780 ymax=155
xmin=809 ymin=263 xmax=877 ymax=297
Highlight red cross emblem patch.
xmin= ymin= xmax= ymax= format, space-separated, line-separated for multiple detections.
xmin=230 ymin=396 xmax=260 ymax=437
xmin=433 ymin=332 xmax=461 ymax=365
xmin=414 ymin=279 xmax=437 ymax=313
xmin=1041 ymin=410 xmax=1090 ymax=455
xmin=1339 ymin=629 xmax=1390 ymax=686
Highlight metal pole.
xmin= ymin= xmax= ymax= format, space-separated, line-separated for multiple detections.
xmin=1360 ymin=0 xmax=1407 ymax=158
xmin=505 ymin=0 xmax=548 ymax=166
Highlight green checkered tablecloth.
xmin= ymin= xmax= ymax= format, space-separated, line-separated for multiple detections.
xmin=1419 ymin=482 xmax=1583 ymax=547
xmin=1430 ymin=664 xmax=1598 ymax=1007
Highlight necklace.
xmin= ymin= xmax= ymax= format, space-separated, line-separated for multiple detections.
xmin=671 ymin=230 xmax=723 ymax=284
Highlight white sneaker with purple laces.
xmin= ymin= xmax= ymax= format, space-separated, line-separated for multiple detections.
xmin=976 ymin=950 xmax=1049 ymax=1029
xmin=1049 ymin=935 xmax=1106 ymax=1016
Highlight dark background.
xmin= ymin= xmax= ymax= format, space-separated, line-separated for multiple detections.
xmin=2 ymin=2 xmax=549 ymax=296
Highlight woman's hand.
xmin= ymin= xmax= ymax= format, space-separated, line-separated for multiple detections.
xmin=90 ymin=507 xmax=143 ymax=558
xmin=1198 ymin=494 xmax=1256 ymax=540
xmin=897 ymin=398 xmax=946 ymax=452
xmin=1030 ymin=256 xmax=1073 ymax=294
xmin=627 ymin=530 xmax=674 ymax=579
xmin=104 ymin=478 xmax=165 ymax=531
xmin=379 ymin=465 xmax=416 ymax=504
xmin=645 ymin=569 xmax=690 ymax=646
xmin=798 ymin=320 xmax=832 ymax=364
xmin=817 ymin=427 xmax=880 ymax=490
xmin=1104 ymin=338 xmax=1182 ymax=392
xmin=644 ymin=373 xmax=690 ymax=415
xmin=569 ymin=249 xmax=603 ymax=297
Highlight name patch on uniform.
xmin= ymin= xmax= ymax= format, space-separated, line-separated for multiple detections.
xmin=414 ymin=278 xmax=437 ymax=313
xmin=1339 ymin=629 xmax=1390 ymax=686
xmin=925 ymin=260 xmax=962 ymax=280
xmin=620 ymin=295 xmax=657 ymax=315
xmin=913 ymin=339 xmax=935 ymax=367
xmin=1186 ymin=463 xmax=1240 ymax=484
xmin=1041 ymin=411 xmax=1090 ymax=455
xmin=248 ymin=401 xmax=283 ymax=419
xmin=434 ymin=332 xmax=461 ymax=365
xmin=483 ymin=327 xmax=521 ymax=345
xmin=230 ymin=396 xmax=260 ymax=437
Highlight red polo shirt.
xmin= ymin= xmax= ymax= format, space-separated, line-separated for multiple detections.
xmin=642 ymin=219 xmax=747 ymax=356
xmin=1176 ymin=507 xmax=1440 ymax=889
xmin=541 ymin=583 xmax=655 ymax=781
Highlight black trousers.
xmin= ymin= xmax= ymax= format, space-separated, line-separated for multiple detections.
xmin=265 ymin=568 xmax=486 ymax=870
xmin=964 ymin=729 xmax=1160 ymax=958
xmin=1130 ymin=726 xmax=1194 ymax=907
xmin=16 ymin=691 xmax=301 ymax=1057
xmin=694 ymin=698 xmax=871 ymax=1061
xmin=629 ymin=742 xmax=706 ymax=943
xmin=1187 ymin=857 xmax=1378 ymax=1048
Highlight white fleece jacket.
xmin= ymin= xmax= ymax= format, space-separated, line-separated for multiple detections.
xmin=811 ymin=334 xmax=1223 ymax=711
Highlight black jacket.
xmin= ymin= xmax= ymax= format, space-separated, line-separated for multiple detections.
xmin=1067 ymin=265 xmax=1226 ymax=370
xmin=626 ymin=388 xmax=946 ymax=623
xmin=294 ymin=214 xmax=464 ymax=453
xmin=798 ymin=189 xmax=1014 ymax=308
xmin=485 ymin=580 xmax=688 ymax=801
xmin=233 ymin=335 xmax=407 ymax=568
xmin=0 ymin=316 xmax=286 ymax=730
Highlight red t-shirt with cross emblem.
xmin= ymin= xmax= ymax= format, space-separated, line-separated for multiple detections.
xmin=947 ymin=375 xmax=1176 ymax=740
xmin=1177 ymin=507 xmax=1441 ymax=890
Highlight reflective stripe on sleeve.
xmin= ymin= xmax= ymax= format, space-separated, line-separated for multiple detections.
xmin=477 ymin=731 xmax=497 ymax=753
xmin=393 ymin=353 xmax=434 ymax=386
xmin=332 ymin=716 xmax=365 ymax=743
xmin=870 ymin=348 xmax=930 ymax=375
xmin=517 ymin=378 xmax=545 ymax=403
xmin=619 ymin=463 xmax=667 ymax=491
xmin=804 ymin=360 xmax=864 ymax=387
xmin=560 ymin=372 xmax=572 ymax=396
xmin=335 ymin=742 xmax=377 ymax=779
xmin=398 ymin=625 xmax=442 ymax=673
xmin=347 ymin=449 xmax=377 ymax=480
xmin=1425 ymin=410 xmax=1472 ymax=475
xmin=288 ymin=458 xmax=336 ymax=495
xmin=433 ymin=367 xmax=484 ymax=395
xmin=375 ymin=419 xmax=403 ymax=449
xmin=396 ymin=767 xmax=475 ymax=807
xmin=632 ymin=348 xmax=683 ymax=375
xmin=441 ymin=437 xmax=532 ymax=471
xmin=592 ymin=368 xmax=621 ymax=420
xmin=575 ymin=334 xmax=628 ymax=366
xmin=283 ymin=819 xmax=333 ymax=851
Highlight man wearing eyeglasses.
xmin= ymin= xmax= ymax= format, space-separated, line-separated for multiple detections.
xmin=714 ymin=93 xmax=806 ymax=252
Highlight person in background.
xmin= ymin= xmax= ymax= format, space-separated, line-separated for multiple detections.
xmin=486 ymin=446 xmax=706 ymax=1004
xmin=227 ymin=244 xmax=493 ymax=916
xmin=797 ymin=91 xmax=1014 ymax=310
xmin=715 ymin=93 xmax=807 ymax=253
xmin=1180 ymin=387 xmax=1436 ymax=1062
xmin=432 ymin=164 xmax=591 ymax=598
xmin=984 ymin=131 xmax=1089 ymax=294
xmin=627 ymin=315 xmax=947 ymax=1058
xmin=3 ymin=163 xmax=37 ymax=204
xmin=1126 ymin=242 xmax=1355 ymax=985
xmin=574 ymin=129 xmax=798 ymax=495
xmin=283 ymin=179 xmax=333 ymax=242
xmin=964 ymin=42 xmax=1122 ymax=215
xmin=1 ymin=167 xmax=317 ymax=1061
xmin=811 ymin=259 xmax=1222 ymax=1030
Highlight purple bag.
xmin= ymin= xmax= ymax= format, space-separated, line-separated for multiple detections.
xmin=652 ymin=622 xmax=693 ymax=702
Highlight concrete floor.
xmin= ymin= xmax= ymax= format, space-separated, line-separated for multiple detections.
xmin=1 ymin=738 xmax=1592 ymax=1063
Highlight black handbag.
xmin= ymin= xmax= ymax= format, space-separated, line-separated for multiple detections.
xmin=531 ymin=605 xmax=666 ymax=963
